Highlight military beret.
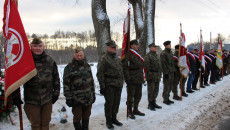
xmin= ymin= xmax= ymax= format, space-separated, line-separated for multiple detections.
xmin=130 ymin=39 xmax=138 ymax=45
xmin=163 ymin=40 xmax=171 ymax=46
xmin=148 ymin=43 xmax=158 ymax=48
xmin=175 ymin=45 xmax=179 ymax=49
xmin=106 ymin=40 xmax=117 ymax=48
xmin=31 ymin=38 xmax=42 ymax=44
xmin=74 ymin=47 xmax=83 ymax=53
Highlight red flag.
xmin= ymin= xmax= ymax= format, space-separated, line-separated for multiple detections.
xmin=3 ymin=0 xmax=37 ymax=105
xmin=178 ymin=31 xmax=190 ymax=78
xmin=199 ymin=29 xmax=205 ymax=70
xmin=121 ymin=8 xmax=130 ymax=60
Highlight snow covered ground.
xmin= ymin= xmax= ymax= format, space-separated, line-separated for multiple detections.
xmin=1 ymin=63 xmax=230 ymax=130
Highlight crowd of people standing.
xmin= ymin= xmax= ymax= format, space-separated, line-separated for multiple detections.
xmin=11 ymin=38 xmax=230 ymax=130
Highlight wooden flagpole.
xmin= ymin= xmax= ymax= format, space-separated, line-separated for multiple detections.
xmin=15 ymin=0 xmax=24 ymax=129
xmin=179 ymin=23 xmax=183 ymax=101
xmin=126 ymin=5 xmax=131 ymax=119
xmin=199 ymin=29 xmax=202 ymax=91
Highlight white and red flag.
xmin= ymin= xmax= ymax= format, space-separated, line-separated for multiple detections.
xmin=178 ymin=31 xmax=190 ymax=78
xmin=121 ymin=7 xmax=130 ymax=61
xmin=216 ymin=34 xmax=223 ymax=69
xmin=199 ymin=29 xmax=205 ymax=70
xmin=3 ymin=0 xmax=37 ymax=105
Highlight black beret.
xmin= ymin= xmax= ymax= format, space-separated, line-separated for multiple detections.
xmin=106 ymin=40 xmax=117 ymax=48
xmin=175 ymin=45 xmax=179 ymax=49
xmin=130 ymin=39 xmax=138 ymax=45
xmin=31 ymin=38 xmax=42 ymax=44
xmin=163 ymin=40 xmax=171 ymax=46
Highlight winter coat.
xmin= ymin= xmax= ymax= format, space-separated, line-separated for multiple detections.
xmin=122 ymin=50 xmax=144 ymax=84
xmin=144 ymin=51 xmax=162 ymax=82
xmin=97 ymin=51 xmax=124 ymax=88
xmin=24 ymin=52 xmax=60 ymax=105
xmin=160 ymin=48 xmax=176 ymax=75
xmin=63 ymin=59 xmax=95 ymax=106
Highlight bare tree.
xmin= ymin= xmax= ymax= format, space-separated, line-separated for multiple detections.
xmin=92 ymin=0 xmax=156 ymax=57
xmin=92 ymin=0 xmax=111 ymax=57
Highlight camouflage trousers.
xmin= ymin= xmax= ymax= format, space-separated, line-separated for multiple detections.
xmin=162 ymin=73 xmax=174 ymax=101
xmin=147 ymin=81 xmax=160 ymax=102
xmin=172 ymin=76 xmax=180 ymax=96
xmin=104 ymin=86 xmax=122 ymax=118
xmin=24 ymin=100 xmax=52 ymax=130
xmin=127 ymin=84 xmax=142 ymax=108
xmin=72 ymin=104 xmax=92 ymax=123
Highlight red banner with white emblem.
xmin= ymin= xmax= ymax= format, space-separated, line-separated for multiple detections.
xmin=3 ymin=0 xmax=37 ymax=105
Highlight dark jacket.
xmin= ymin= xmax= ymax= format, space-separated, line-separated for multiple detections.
xmin=187 ymin=52 xmax=197 ymax=74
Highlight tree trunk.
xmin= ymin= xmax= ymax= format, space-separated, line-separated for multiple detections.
xmin=145 ymin=0 xmax=156 ymax=53
xmin=91 ymin=0 xmax=111 ymax=57
xmin=128 ymin=0 xmax=146 ymax=56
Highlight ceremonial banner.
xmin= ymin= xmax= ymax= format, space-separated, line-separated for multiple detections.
xmin=216 ymin=35 xmax=223 ymax=69
xmin=178 ymin=32 xmax=190 ymax=78
xmin=121 ymin=8 xmax=130 ymax=60
xmin=199 ymin=29 xmax=205 ymax=70
xmin=3 ymin=0 xmax=37 ymax=105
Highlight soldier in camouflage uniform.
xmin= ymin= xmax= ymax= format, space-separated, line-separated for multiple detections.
xmin=122 ymin=39 xmax=145 ymax=119
xmin=172 ymin=45 xmax=181 ymax=100
xmin=23 ymin=38 xmax=60 ymax=130
xmin=160 ymin=41 xmax=176 ymax=105
xmin=63 ymin=47 xmax=95 ymax=130
xmin=144 ymin=43 xmax=162 ymax=111
xmin=97 ymin=40 xmax=124 ymax=129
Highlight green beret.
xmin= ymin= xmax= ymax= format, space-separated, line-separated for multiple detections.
xmin=106 ymin=40 xmax=117 ymax=48
xmin=148 ymin=43 xmax=158 ymax=48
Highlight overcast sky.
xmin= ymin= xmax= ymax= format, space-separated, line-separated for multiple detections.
xmin=1 ymin=0 xmax=230 ymax=48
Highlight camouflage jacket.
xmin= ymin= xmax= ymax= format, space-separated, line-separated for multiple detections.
xmin=24 ymin=52 xmax=60 ymax=105
xmin=122 ymin=50 xmax=144 ymax=84
xmin=63 ymin=59 xmax=95 ymax=106
xmin=144 ymin=51 xmax=162 ymax=82
xmin=160 ymin=48 xmax=176 ymax=75
xmin=97 ymin=52 xmax=124 ymax=88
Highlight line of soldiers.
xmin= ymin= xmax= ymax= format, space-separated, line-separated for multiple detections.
xmin=11 ymin=37 xmax=230 ymax=130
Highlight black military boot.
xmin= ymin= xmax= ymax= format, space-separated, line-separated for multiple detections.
xmin=73 ymin=122 xmax=82 ymax=130
xmin=182 ymin=92 xmax=188 ymax=97
xmin=168 ymin=99 xmax=174 ymax=104
xmin=148 ymin=101 xmax=155 ymax=111
xmin=82 ymin=120 xmax=89 ymax=130
xmin=106 ymin=117 xmax=114 ymax=129
xmin=128 ymin=107 xmax=135 ymax=119
xmin=153 ymin=101 xmax=162 ymax=109
xmin=173 ymin=95 xmax=180 ymax=100
xmin=111 ymin=115 xmax=123 ymax=126
xmin=133 ymin=107 xmax=145 ymax=116
xmin=163 ymin=100 xmax=171 ymax=105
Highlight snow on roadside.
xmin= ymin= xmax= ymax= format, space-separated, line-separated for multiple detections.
xmin=1 ymin=63 xmax=230 ymax=130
